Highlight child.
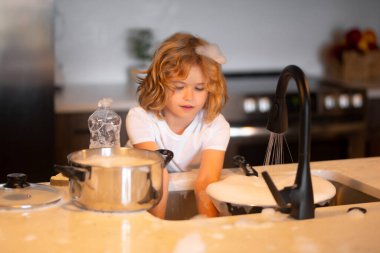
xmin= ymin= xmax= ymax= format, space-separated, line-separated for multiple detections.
xmin=126 ymin=32 xmax=230 ymax=218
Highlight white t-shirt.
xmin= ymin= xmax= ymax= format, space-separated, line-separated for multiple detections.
xmin=126 ymin=106 xmax=230 ymax=173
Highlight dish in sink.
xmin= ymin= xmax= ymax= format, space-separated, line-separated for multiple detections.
xmin=206 ymin=174 xmax=336 ymax=216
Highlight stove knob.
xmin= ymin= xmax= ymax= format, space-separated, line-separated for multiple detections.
xmin=338 ymin=94 xmax=350 ymax=109
xmin=258 ymin=97 xmax=271 ymax=113
xmin=243 ymin=98 xmax=257 ymax=113
xmin=352 ymin=93 xmax=363 ymax=108
xmin=324 ymin=95 xmax=336 ymax=110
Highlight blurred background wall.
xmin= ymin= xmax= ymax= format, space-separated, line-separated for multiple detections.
xmin=54 ymin=0 xmax=380 ymax=86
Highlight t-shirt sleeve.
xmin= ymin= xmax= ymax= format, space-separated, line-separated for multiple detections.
xmin=126 ymin=107 xmax=156 ymax=145
xmin=202 ymin=114 xmax=230 ymax=151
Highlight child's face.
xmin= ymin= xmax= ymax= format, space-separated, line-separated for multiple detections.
xmin=163 ymin=65 xmax=208 ymax=122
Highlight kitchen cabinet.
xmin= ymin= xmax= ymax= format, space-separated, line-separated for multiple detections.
xmin=54 ymin=111 xmax=128 ymax=165
xmin=366 ymin=98 xmax=380 ymax=156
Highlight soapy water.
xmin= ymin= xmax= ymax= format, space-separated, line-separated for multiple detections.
xmin=346 ymin=207 xmax=366 ymax=218
xmin=173 ymin=232 xmax=206 ymax=253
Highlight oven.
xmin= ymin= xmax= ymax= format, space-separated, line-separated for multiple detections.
xmin=222 ymin=72 xmax=367 ymax=167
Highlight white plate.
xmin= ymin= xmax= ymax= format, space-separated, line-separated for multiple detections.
xmin=206 ymin=174 xmax=336 ymax=208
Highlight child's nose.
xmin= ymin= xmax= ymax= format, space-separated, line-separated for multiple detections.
xmin=183 ymin=87 xmax=193 ymax=100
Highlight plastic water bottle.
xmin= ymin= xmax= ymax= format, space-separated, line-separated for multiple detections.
xmin=88 ymin=98 xmax=121 ymax=148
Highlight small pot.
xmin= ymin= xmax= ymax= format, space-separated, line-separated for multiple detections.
xmin=54 ymin=147 xmax=173 ymax=212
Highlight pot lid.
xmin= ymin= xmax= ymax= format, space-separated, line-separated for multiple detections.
xmin=0 ymin=173 xmax=62 ymax=210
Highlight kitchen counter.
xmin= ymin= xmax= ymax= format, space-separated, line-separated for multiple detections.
xmin=320 ymin=77 xmax=380 ymax=99
xmin=55 ymin=84 xmax=138 ymax=113
xmin=1 ymin=157 xmax=380 ymax=253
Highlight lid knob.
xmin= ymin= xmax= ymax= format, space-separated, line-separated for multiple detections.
xmin=4 ymin=173 xmax=30 ymax=188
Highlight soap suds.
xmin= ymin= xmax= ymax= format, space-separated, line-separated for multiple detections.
xmin=173 ymin=232 xmax=206 ymax=253
xmin=73 ymin=155 xmax=156 ymax=167
xmin=211 ymin=233 xmax=225 ymax=240
xmin=21 ymin=212 xmax=30 ymax=217
xmin=293 ymin=236 xmax=319 ymax=253
xmin=221 ymin=224 xmax=233 ymax=230
xmin=347 ymin=208 xmax=366 ymax=218
xmin=261 ymin=208 xmax=276 ymax=216
xmin=190 ymin=214 xmax=208 ymax=220
xmin=24 ymin=234 xmax=37 ymax=241
xmin=234 ymin=218 xmax=274 ymax=229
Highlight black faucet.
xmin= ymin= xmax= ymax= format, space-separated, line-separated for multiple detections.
xmin=261 ymin=65 xmax=315 ymax=220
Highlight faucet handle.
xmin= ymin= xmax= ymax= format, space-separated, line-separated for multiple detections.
xmin=232 ymin=155 xmax=259 ymax=177
xmin=233 ymin=155 xmax=259 ymax=177
xmin=262 ymin=171 xmax=292 ymax=213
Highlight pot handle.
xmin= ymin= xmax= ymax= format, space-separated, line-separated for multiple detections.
xmin=156 ymin=149 xmax=174 ymax=167
xmin=53 ymin=165 xmax=87 ymax=182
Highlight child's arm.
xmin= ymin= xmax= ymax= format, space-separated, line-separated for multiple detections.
xmin=194 ymin=149 xmax=225 ymax=217
xmin=133 ymin=141 xmax=168 ymax=219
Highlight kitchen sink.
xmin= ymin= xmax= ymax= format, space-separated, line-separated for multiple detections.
xmin=163 ymin=170 xmax=380 ymax=220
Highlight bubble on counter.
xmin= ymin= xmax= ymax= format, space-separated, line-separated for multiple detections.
xmin=234 ymin=218 xmax=274 ymax=229
xmin=293 ymin=236 xmax=319 ymax=253
xmin=261 ymin=208 xmax=276 ymax=217
xmin=190 ymin=214 xmax=208 ymax=220
xmin=221 ymin=224 xmax=233 ymax=230
xmin=211 ymin=232 xmax=224 ymax=240
xmin=347 ymin=207 xmax=366 ymax=218
xmin=260 ymin=208 xmax=288 ymax=222
xmin=173 ymin=232 xmax=206 ymax=253
xmin=24 ymin=234 xmax=37 ymax=241
xmin=21 ymin=212 xmax=30 ymax=217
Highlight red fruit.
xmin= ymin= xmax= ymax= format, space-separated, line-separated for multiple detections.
xmin=362 ymin=29 xmax=377 ymax=44
xmin=368 ymin=43 xmax=378 ymax=50
xmin=345 ymin=28 xmax=362 ymax=50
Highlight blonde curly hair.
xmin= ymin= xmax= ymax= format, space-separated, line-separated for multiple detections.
xmin=136 ymin=32 xmax=228 ymax=122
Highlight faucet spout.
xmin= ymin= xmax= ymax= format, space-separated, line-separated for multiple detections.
xmin=262 ymin=65 xmax=314 ymax=220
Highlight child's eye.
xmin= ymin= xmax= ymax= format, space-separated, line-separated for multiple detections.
xmin=172 ymin=81 xmax=185 ymax=90
xmin=195 ymin=86 xmax=205 ymax=91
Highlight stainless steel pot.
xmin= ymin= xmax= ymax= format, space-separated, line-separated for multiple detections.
xmin=54 ymin=147 xmax=173 ymax=212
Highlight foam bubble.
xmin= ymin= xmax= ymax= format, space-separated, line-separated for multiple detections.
xmin=347 ymin=208 xmax=366 ymax=218
xmin=173 ymin=232 xmax=206 ymax=253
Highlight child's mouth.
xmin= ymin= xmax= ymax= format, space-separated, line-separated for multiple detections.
xmin=181 ymin=105 xmax=194 ymax=110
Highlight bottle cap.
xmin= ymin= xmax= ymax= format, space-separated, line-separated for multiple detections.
xmin=98 ymin=98 xmax=113 ymax=108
